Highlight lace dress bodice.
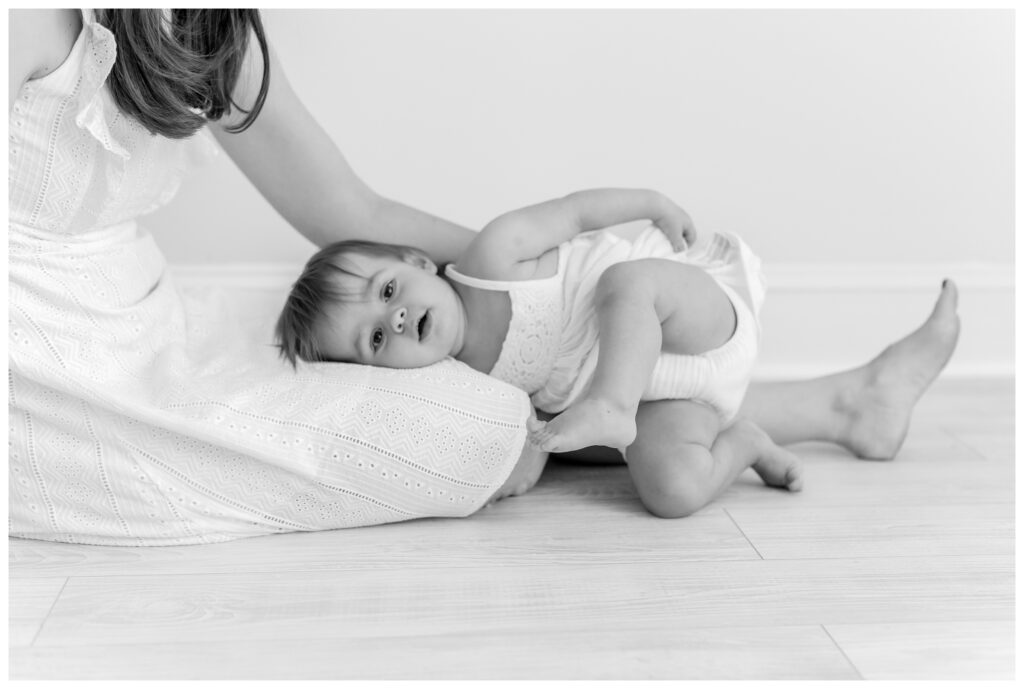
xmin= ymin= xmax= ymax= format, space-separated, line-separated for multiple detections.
xmin=8 ymin=10 xmax=207 ymax=237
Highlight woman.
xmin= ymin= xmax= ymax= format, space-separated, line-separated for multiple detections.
xmin=8 ymin=9 xmax=959 ymax=545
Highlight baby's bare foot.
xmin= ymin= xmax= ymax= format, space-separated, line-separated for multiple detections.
xmin=730 ymin=420 xmax=804 ymax=491
xmin=529 ymin=398 xmax=637 ymax=454
xmin=842 ymin=280 xmax=960 ymax=460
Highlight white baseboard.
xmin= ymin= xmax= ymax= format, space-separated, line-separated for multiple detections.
xmin=170 ymin=262 xmax=1015 ymax=380
xmin=758 ymin=262 xmax=1014 ymax=380
xmin=751 ymin=362 xmax=1012 ymax=382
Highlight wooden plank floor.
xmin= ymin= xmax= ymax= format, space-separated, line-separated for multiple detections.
xmin=9 ymin=378 xmax=1014 ymax=680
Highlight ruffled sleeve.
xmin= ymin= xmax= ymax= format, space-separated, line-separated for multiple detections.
xmin=73 ymin=9 xmax=130 ymax=160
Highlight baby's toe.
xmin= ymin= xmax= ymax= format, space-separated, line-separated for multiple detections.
xmin=786 ymin=465 xmax=804 ymax=492
xmin=527 ymin=418 xmax=547 ymax=433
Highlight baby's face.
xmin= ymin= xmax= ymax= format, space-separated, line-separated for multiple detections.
xmin=315 ymin=253 xmax=467 ymax=369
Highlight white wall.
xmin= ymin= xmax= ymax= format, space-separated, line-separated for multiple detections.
xmin=149 ymin=10 xmax=1015 ymax=376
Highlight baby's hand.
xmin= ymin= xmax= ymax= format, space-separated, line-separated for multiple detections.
xmin=653 ymin=200 xmax=697 ymax=252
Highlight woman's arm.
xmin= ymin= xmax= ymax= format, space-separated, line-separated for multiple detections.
xmin=9 ymin=9 xmax=82 ymax=113
xmin=211 ymin=40 xmax=474 ymax=266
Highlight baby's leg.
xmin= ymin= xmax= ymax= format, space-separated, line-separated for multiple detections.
xmin=530 ymin=259 xmax=736 ymax=453
xmin=626 ymin=399 xmax=803 ymax=519
xmin=552 ymin=280 xmax=960 ymax=464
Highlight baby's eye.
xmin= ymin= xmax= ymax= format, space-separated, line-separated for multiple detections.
xmin=382 ymin=280 xmax=396 ymax=301
xmin=371 ymin=328 xmax=385 ymax=352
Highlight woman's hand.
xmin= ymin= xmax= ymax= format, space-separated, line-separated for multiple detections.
xmin=487 ymin=410 xmax=551 ymax=503
xmin=488 ymin=443 xmax=549 ymax=504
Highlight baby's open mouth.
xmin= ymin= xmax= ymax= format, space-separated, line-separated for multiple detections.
xmin=416 ymin=311 xmax=429 ymax=340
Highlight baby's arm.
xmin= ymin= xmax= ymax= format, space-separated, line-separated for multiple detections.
xmin=459 ymin=189 xmax=695 ymax=279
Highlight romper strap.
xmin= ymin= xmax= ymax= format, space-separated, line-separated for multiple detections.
xmin=444 ymin=249 xmax=565 ymax=291
xmin=445 ymin=264 xmax=521 ymax=291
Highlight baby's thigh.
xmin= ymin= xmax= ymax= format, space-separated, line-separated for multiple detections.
xmin=603 ymin=258 xmax=736 ymax=355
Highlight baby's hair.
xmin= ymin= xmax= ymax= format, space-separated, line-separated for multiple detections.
xmin=275 ymin=240 xmax=432 ymax=367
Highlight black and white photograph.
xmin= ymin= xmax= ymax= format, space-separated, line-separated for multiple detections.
xmin=8 ymin=6 xmax=1015 ymax=681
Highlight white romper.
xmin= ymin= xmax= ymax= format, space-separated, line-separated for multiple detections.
xmin=445 ymin=225 xmax=767 ymax=424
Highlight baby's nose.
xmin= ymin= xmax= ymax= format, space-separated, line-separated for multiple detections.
xmin=390 ymin=306 xmax=407 ymax=333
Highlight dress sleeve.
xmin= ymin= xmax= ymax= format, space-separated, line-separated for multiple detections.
xmin=73 ymin=9 xmax=129 ymax=159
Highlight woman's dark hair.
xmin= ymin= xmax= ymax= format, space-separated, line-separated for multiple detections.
xmin=96 ymin=9 xmax=270 ymax=139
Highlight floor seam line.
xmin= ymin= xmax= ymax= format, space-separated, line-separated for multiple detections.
xmin=28 ymin=576 xmax=70 ymax=648
xmin=723 ymin=507 xmax=764 ymax=560
xmin=821 ymin=624 xmax=864 ymax=680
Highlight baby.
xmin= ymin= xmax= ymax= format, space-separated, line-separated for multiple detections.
xmin=275 ymin=189 xmax=802 ymax=518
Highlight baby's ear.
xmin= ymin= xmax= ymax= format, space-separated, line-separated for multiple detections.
xmin=404 ymin=248 xmax=437 ymax=274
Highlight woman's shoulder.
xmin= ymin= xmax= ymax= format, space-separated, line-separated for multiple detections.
xmin=9 ymin=9 xmax=83 ymax=96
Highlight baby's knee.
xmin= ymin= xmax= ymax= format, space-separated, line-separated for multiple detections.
xmin=633 ymin=464 xmax=710 ymax=519
xmin=595 ymin=261 xmax=651 ymax=304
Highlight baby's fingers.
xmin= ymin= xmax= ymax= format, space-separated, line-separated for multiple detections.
xmin=656 ymin=223 xmax=688 ymax=252
xmin=679 ymin=210 xmax=697 ymax=249
xmin=682 ymin=222 xmax=697 ymax=249
xmin=672 ymin=229 xmax=691 ymax=253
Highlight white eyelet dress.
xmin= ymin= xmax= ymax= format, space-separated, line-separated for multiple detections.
xmin=8 ymin=10 xmax=529 ymax=545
